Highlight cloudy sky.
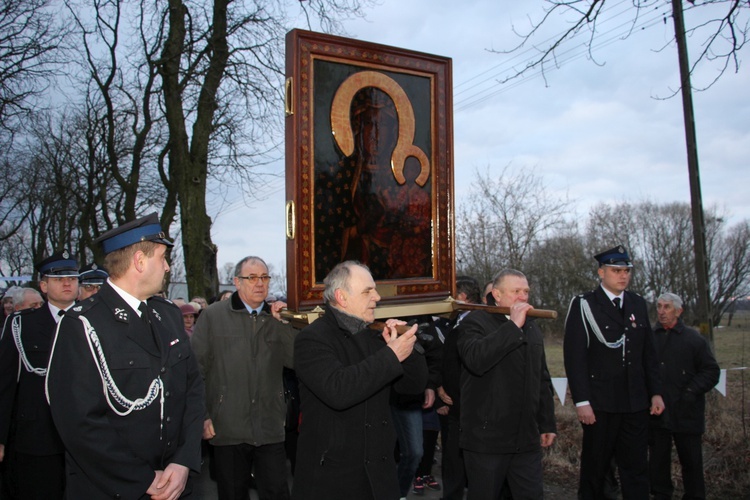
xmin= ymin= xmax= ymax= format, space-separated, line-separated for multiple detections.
xmin=210 ymin=0 xmax=749 ymax=281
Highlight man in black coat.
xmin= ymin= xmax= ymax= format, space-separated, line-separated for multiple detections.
xmin=292 ymin=261 xmax=427 ymax=500
xmin=457 ymin=269 xmax=557 ymax=500
xmin=46 ymin=213 xmax=205 ymax=500
xmin=649 ymin=293 xmax=719 ymax=500
xmin=0 ymin=252 xmax=79 ymax=499
xmin=564 ymin=245 xmax=664 ymax=500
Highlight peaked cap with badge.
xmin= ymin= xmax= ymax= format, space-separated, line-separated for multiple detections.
xmin=78 ymin=263 xmax=109 ymax=285
xmin=95 ymin=212 xmax=173 ymax=255
xmin=36 ymin=251 xmax=79 ymax=278
xmin=594 ymin=245 xmax=633 ymax=268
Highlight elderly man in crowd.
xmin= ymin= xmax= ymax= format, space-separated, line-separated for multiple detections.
xmin=649 ymin=293 xmax=719 ymax=500
xmin=11 ymin=287 xmax=44 ymax=312
xmin=292 ymin=261 xmax=427 ymax=500
xmin=191 ymin=256 xmax=296 ymax=500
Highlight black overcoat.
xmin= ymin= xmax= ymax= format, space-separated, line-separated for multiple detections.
xmin=0 ymin=304 xmax=65 ymax=455
xmin=292 ymin=306 xmax=428 ymax=500
xmin=46 ymin=283 xmax=205 ymax=499
xmin=456 ymin=311 xmax=556 ymax=454
xmin=564 ymin=287 xmax=661 ymax=413
xmin=652 ymin=319 xmax=719 ymax=433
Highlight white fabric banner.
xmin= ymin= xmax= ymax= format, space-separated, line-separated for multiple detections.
xmin=551 ymin=377 xmax=568 ymax=406
xmin=715 ymin=369 xmax=727 ymax=397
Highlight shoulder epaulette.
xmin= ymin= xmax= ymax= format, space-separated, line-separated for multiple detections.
xmin=70 ymin=296 xmax=100 ymax=315
xmin=150 ymin=295 xmax=179 ymax=310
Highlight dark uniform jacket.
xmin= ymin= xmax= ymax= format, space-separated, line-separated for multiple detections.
xmin=456 ymin=311 xmax=556 ymax=454
xmin=46 ymin=283 xmax=205 ymax=500
xmin=0 ymin=304 xmax=65 ymax=455
xmin=564 ymin=287 xmax=661 ymax=413
xmin=652 ymin=319 xmax=719 ymax=433
xmin=292 ymin=306 xmax=428 ymax=500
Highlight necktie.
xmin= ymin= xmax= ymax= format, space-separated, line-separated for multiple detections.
xmin=57 ymin=309 xmax=65 ymax=317
xmin=612 ymin=297 xmax=625 ymax=318
xmin=138 ymin=302 xmax=159 ymax=350
xmin=138 ymin=302 xmax=150 ymax=322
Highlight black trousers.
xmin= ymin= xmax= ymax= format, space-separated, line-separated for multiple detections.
xmin=579 ymin=409 xmax=649 ymax=500
xmin=213 ymin=442 xmax=290 ymax=500
xmin=464 ymin=448 xmax=543 ymax=500
xmin=439 ymin=413 xmax=466 ymax=500
xmin=12 ymin=451 xmax=64 ymax=500
xmin=649 ymin=428 xmax=706 ymax=499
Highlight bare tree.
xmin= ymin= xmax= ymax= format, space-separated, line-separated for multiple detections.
xmin=525 ymin=227 xmax=598 ymax=333
xmin=157 ymin=0 xmax=372 ymax=299
xmin=456 ymin=164 xmax=572 ymax=282
xmin=0 ymin=0 xmax=67 ymax=132
xmin=708 ymin=219 xmax=750 ymax=326
xmin=500 ymin=1 xmax=748 ymax=90
xmin=219 ymin=262 xmax=235 ymax=285
xmin=586 ymin=200 xmax=750 ymax=326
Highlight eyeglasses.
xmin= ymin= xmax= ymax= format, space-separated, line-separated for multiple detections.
xmin=82 ymin=284 xmax=101 ymax=291
xmin=236 ymin=275 xmax=271 ymax=285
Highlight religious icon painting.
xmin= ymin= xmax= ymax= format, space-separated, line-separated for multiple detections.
xmin=284 ymin=29 xmax=455 ymax=310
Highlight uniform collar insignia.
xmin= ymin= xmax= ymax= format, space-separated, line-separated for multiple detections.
xmin=114 ymin=307 xmax=129 ymax=322
xmin=152 ymin=310 xmax=161 ymax=322
xmin=73 ymin=305 xmax=82 ymax=312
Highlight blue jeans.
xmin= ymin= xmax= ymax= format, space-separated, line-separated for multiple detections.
xmin=391 ymin=406 xmax=424 ymax=496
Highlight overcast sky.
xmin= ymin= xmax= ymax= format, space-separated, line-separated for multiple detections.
xmin=210 ymin=0 xmax=749 ymax=282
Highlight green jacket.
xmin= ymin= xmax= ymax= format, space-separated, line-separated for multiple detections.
xmin=191 ymin=292 xmax=297 ymax=446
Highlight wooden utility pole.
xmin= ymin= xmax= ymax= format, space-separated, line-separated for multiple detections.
xmin=671 ymin=0 xmax=713 ymax=341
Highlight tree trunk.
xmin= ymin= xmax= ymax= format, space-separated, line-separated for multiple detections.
xmin=159 ymin=0 xmax=228 ymax=299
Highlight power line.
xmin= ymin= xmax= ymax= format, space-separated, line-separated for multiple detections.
xmin=454 ymin=3 xmax=671 ymax=112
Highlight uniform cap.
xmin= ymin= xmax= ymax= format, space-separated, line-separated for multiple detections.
xmin=36 ymin=251 xmax=79 ymax=278
xmin=95 ymin=213 xmax=173 ymax=255
xmin=78 ymin=263 xmax=109 ymax=285
xmin=593 ymin=245 xmax=633 ymax=268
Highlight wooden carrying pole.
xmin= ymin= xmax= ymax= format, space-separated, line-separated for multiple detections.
xmin=370 ymin=302 xmax=558 ymax=334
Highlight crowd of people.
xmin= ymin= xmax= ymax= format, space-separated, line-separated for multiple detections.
xmin=0 ymin=212 xmax=720 ymax=500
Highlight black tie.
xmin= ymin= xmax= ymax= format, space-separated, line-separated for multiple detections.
xmin=613 ymin=297 xmax=625 ymax=317
xmin=57 ymin=309 xmax=65 ymax=317
xmin=138 ymin=302 xmax=150 ymax=323
xmin=138 ymin=302 xmax=159 ymax=350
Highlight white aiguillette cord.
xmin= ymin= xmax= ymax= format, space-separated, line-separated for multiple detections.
xmin=46 ymin=315 xmax=165 ymax=437
xmin=580 ymin=299 xmax=626 ymax=360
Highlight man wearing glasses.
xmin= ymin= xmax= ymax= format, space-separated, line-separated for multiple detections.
xmin=191 ymin=256 xmax=297 ymax=500
xmin=0 ymin=251 xmax=79 ymax=499
xmin=77 ymin=262 xmax=109 ymax=301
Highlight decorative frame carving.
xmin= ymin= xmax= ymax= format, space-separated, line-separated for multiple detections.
xmin=285 ymin=29 xmax=454 ymax=310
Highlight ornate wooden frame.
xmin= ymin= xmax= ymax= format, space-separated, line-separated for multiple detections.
xmin=284 ymin=29 xmax=454 ymax=311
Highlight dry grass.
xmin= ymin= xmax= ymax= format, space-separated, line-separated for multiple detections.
xmin=541 ymin=312 xmax=750 ymax=499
